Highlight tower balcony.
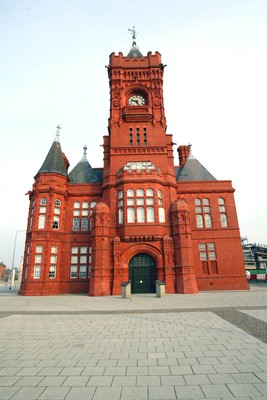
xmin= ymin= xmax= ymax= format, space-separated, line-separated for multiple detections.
xmin=122 ymin=106 xmax=153 ymax=122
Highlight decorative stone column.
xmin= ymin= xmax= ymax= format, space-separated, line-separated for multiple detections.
xmin=171 ymin=199 xmax=198 ymax=294
xmin=89 ymin=201 xmax=111 ymax=296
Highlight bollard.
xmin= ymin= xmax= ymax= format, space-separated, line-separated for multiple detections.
xmin=156 ymin=280 xmax=165 ymax=298
xmin=121 ymin=281 xmax=131 ymax=299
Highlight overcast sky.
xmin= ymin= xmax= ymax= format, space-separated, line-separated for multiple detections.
xmin=1 ymin=0 xmax=267 ymax=269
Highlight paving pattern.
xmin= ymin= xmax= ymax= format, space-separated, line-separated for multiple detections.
xmin=0 ymin=286 xmax=266 ymax=399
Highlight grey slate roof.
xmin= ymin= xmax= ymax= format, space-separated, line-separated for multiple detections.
xmin=35 ymin=140 xmax=67 ymax=177
xmin=126 ymin=46 xmax=144 ymax=59
xmin=175 ymin=152 xmax=216 ymax=181
xmin=68 ymin=154 xmax=102 ymax=184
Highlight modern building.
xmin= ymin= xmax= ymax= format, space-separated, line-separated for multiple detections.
xmin=19 ymin=34 xmax=249 ymax=296
xmin=242 ymin=237 xmax=267 ymax=274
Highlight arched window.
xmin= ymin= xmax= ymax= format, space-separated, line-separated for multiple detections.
xmin=38 ymin=215 xmax=46 ymax=229
xmin=74 ymin=202 xmax=80 ymax=209
xmin=118 ymin=191 xmax=123 ymax=199
xmin=137 ymin=207 xmax=145 ymax=222
xmin=195 ymin=198 xmax=201 ymax=206
xmin=127 ymin=189 xmax=134 ymax=197
xmin=146 ymin=188 xmax=154 ymax=197
xmin=159 ymin=207 xmax=165 ymax=223
xmin=204 ymin=214 xmax=212 ymax=228
xmin=82 ymin=201 xmax=89 ymax=209
xmin=127 ymin=207 xmax=135 ymax=223
xmin=147 ymin=207 xmax=155 ymax=222
xmin=220 ymin=213 xmax=228 ymax=227
xmin=196 ymin=214 xmax=204 ymax=228
xmin=40 ymin=197 xmax=47 ymax=205
xmin=137 ymin=189 xmax=144 ymax=197
xmin=55 ymin=199 xmax=61 ymax=206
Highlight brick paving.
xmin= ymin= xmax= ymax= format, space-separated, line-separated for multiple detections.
xmin=0 ymin=284 xmax=266 ymax=399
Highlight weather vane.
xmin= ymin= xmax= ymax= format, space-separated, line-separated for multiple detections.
xmin=55 ymin=124 xmax=61 ymax=142
xmin=128 ymin=25 xmax=137 ymax=47
xmin=83 ymin=145 xmax=87 ymax=156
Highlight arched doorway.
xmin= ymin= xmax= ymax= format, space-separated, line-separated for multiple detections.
xmin=129 ymin=253 xmax=156 ymax=294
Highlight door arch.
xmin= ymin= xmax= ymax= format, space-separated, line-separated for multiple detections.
xmin=129 ymin=253 xmax=156 ymax=294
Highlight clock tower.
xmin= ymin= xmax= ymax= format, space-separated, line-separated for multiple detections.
xmin=89 ymin=29 xmax=184 ymax=296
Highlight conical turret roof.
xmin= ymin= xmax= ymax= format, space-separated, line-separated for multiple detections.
xmin=35 ymin=127 xmax=67 ymax=178
xmin=68 ymin=146 xmax=100 ymax=184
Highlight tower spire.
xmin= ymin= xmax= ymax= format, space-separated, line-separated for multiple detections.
xmin=55 ymin=124 xmax=61 ymax=142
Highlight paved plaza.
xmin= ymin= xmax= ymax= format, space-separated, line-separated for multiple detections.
xmin=0 ymin=283 xmax=266 ymax=399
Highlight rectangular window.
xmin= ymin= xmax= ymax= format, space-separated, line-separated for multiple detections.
xmin=80 ymin=255 xmax=87 ymax=264
xmin=73 ymin=210 xmax=80 ymax=216
xmin=71 ymin=255 xmax=78 ymax=263
xmin=73 ymin=218 xmax=80 ymax=231
xmin=50 ymin=255 xmax=57 ymax=263
xmin=49 ymin=265 xmax=56 ymax=278
xmin=38 ymin=214 xmax=46 ymax=229
xmin=34 ymin=255 xmax=42 ymax=263
xmin=82 ymin=209 xmax=89 ymax=216
xmin=54 ymin=207 xmax=60 ymax=214
xmin=36 ymin=245 xmax=43 ymax=253
xmin=199 ymin=243 xmax=206 ymax=250
xmin=39 ymin=207 xmax=46 ymax=213
xmin=71 ymin=247 xmax=78 ymax=254
xmin=33 ymin=266 xmax=41 ymax=279
xmin=51 ymin=246 xmax=58 ymax=254
xmin=209 ymin=252 xmax=216 ymax=260
xmin=207 ymin=243 xmax=215 ymax=250
xmin=200 ymin=252 xmax=207 ymax=260
xmin=80 ymin=247 xmax=87 ymax=254
xmin=81 ymin=218 xmax=88 ymax=231
xmin=79 ymin=266 xmax=87 ymax=278
xmin=70 ymin=266 xmax=78 ymax=278
xmin=127 ymin=198 xmax=135 ymax=205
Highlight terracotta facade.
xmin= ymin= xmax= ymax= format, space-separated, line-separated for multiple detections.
xmin=19 ymin=45 xmax=249 ymax=296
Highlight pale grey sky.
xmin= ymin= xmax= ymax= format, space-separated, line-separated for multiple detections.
xmin=1 ymin=0 xmax=267 ymax=269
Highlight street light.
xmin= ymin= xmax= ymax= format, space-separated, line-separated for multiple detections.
xmin=10 ymin=229 xmax=26 ymax=289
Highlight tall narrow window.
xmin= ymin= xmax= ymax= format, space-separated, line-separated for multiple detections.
xmin=33 ymin=266 xmax=41 ymax=279
xmin=147 ymin=207 xmax=155 ymax=222
xmin=218 ymin=198 xmax=228 ymax=227
xmin=118 ymin=191 xmax=124 ymax=224
xmin=127 ymin=207 xmax=135 ymax=223
xmin=38 ymin=214 xmax=46 ymax=229
xmin=53 ymin=216 xmax=60 ymax=230
xmin=137 ymin=207 xmax=145 ymax=222
xmin=195 ymin=198 xmax=212 ymax=228
xmin=70 ymin=246 xmax=89 ymax=279
xmin=159 ymin=207 xmax=165 ymax=223
xmin=81 ymin=217 xmax=88 ymax=231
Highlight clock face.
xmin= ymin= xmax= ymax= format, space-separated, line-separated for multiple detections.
xmin=128 ymin=94 xmax=145 ymax=106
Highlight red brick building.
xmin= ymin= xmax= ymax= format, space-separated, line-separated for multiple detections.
xmin=19 ymin=39 xmax=248 ymax=296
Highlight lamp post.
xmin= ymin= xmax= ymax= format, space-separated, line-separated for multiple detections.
xmin=10 ymin=229 xmax=26 ymax=289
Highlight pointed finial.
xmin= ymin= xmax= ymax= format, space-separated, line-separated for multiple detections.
xmin=128 ymin=25 xmax=138 ymax=48
xmin=81 ymin=145 xmax=87 ymax=161
xmin=55 ymin=124 xmax=61 ymax=142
